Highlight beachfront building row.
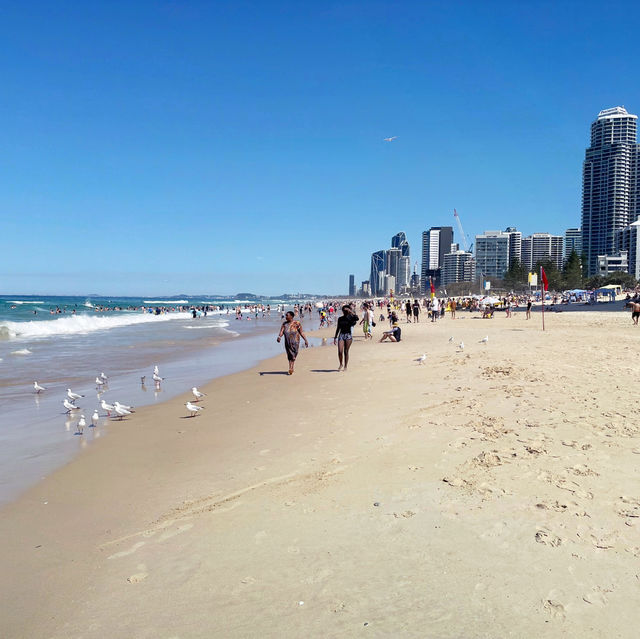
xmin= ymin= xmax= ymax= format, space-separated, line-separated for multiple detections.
xmin=474 ymin=228 xmax=564 ymax=279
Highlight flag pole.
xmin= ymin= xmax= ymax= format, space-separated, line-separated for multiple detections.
xmin=540 ymin=266 xmax=545 ymax=332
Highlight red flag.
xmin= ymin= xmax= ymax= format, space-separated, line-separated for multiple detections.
xmin=430 ymin=277 xmax=435 ymax=298
xmin=541 ymin=267 xmax=549 ymax=292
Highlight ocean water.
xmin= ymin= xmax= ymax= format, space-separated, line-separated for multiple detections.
xmin=0 ymin=295 xmax=321 ymax=505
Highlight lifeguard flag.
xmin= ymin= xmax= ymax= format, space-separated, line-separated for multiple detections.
xmin=430 ymin=278 xmax=435 ymax=298
xmin=541 ymin=266 xmax=549 ymax=291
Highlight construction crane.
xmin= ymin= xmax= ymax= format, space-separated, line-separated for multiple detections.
xmin=453 ymin=209 xmax=472 ymax=253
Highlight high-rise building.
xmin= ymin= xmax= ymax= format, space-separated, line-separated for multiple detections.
xmin=442 ymin=251 xmax=476 ymax=286
xmin=348 ymin=274 xmax=356 ymax=297
xmin=521 ymin=233 xmax=564 ymax=271
xmin=564 ymin=228 xmax=583 ymax=262
xmin=361 ymin=280 xmax=371 ymax=297
xmin=421 ymin=226 xmax=453 ymax=290
xmin=386 ymin=247 xmax=401 ymax=281
xmin=397 ymin=256 xmax=410 ymax=290
xmin=581 ymin=107 xmax=640 ymax=276
xmin=370 ymin=250 xmax=386 ymax=296
xmin=616 ymin=220 xmax=640 ymax=279
xmin=474 ymin=231 xmax=510 ymax=279
xmin=504 ymin=227 xmax=522 ymax=266
xmin=391 ymin=231 xmax=410 ymax=257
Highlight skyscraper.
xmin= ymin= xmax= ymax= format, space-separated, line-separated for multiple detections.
xmin=386 ymin=247 xmax=401 ymax=281
xmin=582 ymin=107 xmax=640 ymax=276
xmin=504 ymin=227 xmax=522 ymax=267
xmin=348 ymin=274 xmax=356 ymax=297
xmin=421 ymin=226 xmax=453 ymax=290
xmin=370 ymin=250 xmax=386 ymax=296
xmin=616 ymin=220 xmax=640 ymax=279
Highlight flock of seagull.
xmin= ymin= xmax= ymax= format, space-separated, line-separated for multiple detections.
xmin=32 ymin=365 xmax=209 ymax=433
xmin=414 ymin=334 xmax=489 ymax=364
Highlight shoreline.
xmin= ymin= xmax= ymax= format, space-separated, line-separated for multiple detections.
xmin=2 ymin=309 xmax=640 ymax=637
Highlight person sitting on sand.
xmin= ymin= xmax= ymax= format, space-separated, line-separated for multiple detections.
xmin=379 ymin=322 xmax=402 ymax=342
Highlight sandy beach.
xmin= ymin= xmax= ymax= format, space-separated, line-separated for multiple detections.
xmin=1 ymin=308 xmax=639 ymax=638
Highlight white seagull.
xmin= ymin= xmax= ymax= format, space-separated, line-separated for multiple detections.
xmin=152 ymin=372 xmax=164 ymax=384
xmin=414 ymin=354 xmax=427 ymax=365
xmin=479 ymin=335 xmax=489 ymax=344
xmin=186 ymin=401 xmax=204 ymax=417
xmin=63 ymin=399 xmax=80 ymax=413
xmin=33 ymin=381 xmax=47 ymax=393
xmin=192 ymin=387 xmax=206 ymax=401
xmin=101 ymin=399 xmax=115 ymax=416
xmin=95 ymin=376 xmax=106 ymax=388
xmin=458 ymin=341 xmax=465 ymax=351
xmin=153 ymin=365 xmax=160 ymax=376
xmin=114 ymin=404 xmax=132 ymax=420
xmin=383 ymin=136 xmax=397 ymax=142
xmin=67 ymin=388 xmax=84 ymax=401
xmin=91 ymin=410 xmax=99 ymax=427
xmin=114 ymin=401 xmax=134 ymax=413
xmin=100 ymin=372 xmax=108 ymax=381
xmin=77 ymin=415 xmax=86 ymax=434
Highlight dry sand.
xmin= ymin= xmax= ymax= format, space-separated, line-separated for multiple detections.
xmin=1 ymin=309 xmax=639 ymax=638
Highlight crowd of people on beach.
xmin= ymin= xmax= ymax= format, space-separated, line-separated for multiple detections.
xmin=277 ymin=286 xmax=640 ymax=373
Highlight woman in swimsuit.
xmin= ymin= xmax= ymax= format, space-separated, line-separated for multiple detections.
xmin=277 ymin=311 xmax=309 ymax=375
xmin=333 ymin=305 xmax=358 ymax=371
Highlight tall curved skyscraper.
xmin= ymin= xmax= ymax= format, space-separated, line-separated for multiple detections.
xmin=582 ymin=107 xmax=640 ymax=276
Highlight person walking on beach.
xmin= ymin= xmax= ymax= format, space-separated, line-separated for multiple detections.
xmin=412 ymin=299 xmax=420 ymax=323
xmin=405 ymin=300 xmax=412 ymax=323
xmin=277 ymin=311 xmax=309 ymax=375
xmin=526 ymin=298 xmax=532 ymax=320
xmin=334 ymin=305 xmax=359 ymax=371
xmin=626 ymin=300 xmax=640 ymax=325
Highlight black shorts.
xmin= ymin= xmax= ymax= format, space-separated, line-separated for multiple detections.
xmin=633 ymin=311 xmax=639 ymax=319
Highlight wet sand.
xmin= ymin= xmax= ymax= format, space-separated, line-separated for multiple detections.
xmin=1 ymin=309 xmax=639 ymax=638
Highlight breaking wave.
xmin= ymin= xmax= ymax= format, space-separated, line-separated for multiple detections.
xmin=0 ymin=312 xmax=191 ymax=340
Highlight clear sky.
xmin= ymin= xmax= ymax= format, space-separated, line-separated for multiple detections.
xmin=2 ymin=1 xmax=639 ymax=296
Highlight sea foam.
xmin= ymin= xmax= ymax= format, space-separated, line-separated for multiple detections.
xmin=0 ymin=311 xmax=191 ymax=340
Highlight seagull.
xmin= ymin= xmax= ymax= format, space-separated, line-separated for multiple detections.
xmin=67 ymin=388 xmax=84 ymax=401
xmin=95 ymin=377 xmax=106 ymax=388
xmin=91 ymin=410 xmax=99 ymax=427
xmin=186 ymin=401 xmax=203 ymax=417
xmin=479 ymin=335 xmax=489 ymax=344
xmin=448 ymin=336 xmax=454 ymax=343
xmin=101 ymin=399 xmax=115 ymax=416
xmin=114 ymin=404 xmax=132 ymax=420
xmin=414 ymin=354 xmax=427 ymax=365
xmin=33 ymin=381 xmax=47 ymax=393
xmin=99 ymin=372 xmax=108 ymax=381
xmin=114 ymin=401 xmax=134 ymax=413
xmin=63 ymin=398 xmax=80 ymax=413
xmin=383 ymin=136 xmax=397 ymax=142
xmin=152 ymin=372 xmax=164 ymax=384
xmin=458 ymin=341 xmax=465 ymax=351
xmin=192 ymin=387 xmax=206 ymax=401
xmin=140 ymin=376 xmax=146 ymax=384
xmin=154 ymin=365 xmax=159 ymax=376
xmin=77 ymin=415 xmax=86 ymax=434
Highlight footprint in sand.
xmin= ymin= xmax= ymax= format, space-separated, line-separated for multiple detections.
xmin=582 ymin=587 xmax=610 ymax=606
xmin=535 ymin=529 xmax=564 ymax=547
xmin=535 ymin=500 xmax=570 ymax=513
xmin=127 ymin=572 xmax=148 ymax=584
xmin=543 ymin=597 xmax=567 ymax=619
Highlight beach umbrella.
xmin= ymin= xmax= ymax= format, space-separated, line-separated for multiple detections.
xmin=482 ymin=296 xmax=500 ymax=305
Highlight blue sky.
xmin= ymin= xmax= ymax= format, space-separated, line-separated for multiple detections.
xmin=1 ymin=1 xmax=639 ymax=295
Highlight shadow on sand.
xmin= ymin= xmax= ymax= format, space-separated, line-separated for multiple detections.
xmin=259 ymin=371 xmax=289 ymax=376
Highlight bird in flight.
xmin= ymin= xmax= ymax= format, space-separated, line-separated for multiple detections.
xmin=383 ymin=136 xmax=397 ymax=142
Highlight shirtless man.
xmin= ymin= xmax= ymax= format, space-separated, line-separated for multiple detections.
xmin=627 ymin=300 xmax=640 ymax=325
